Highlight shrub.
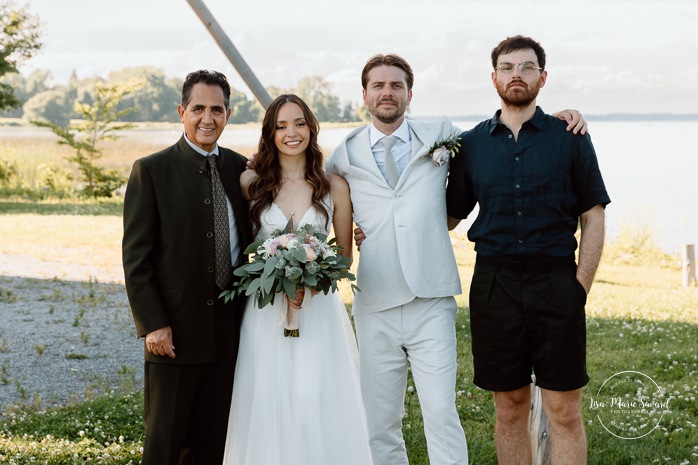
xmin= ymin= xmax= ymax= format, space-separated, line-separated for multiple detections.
xmin=0 ymin=158 xmax=19 ymax=187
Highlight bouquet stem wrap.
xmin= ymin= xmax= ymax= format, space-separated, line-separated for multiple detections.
xmin=220 ymin=219 xmax=359 ymax=338
xmin=281 ymin=286 xmax=311 ymax=337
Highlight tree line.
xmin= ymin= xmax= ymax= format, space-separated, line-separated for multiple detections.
xmin=0 ymin=67 xmax=369 ymax=125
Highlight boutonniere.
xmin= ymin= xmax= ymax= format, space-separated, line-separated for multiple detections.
xmin=425 ymin=132 xmax=462 ymax=166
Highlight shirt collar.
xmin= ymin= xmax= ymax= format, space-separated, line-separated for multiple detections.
xmin=183 ymin=132 xmax=219 ymax=156
xmin=369 ymin=119 xmax=411 ymax=148
xmin=487 ymin=106 xmax=546 ymax=135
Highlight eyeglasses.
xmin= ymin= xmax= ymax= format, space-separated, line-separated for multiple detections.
xmin=496 ymin=62 xmax=542 ymax=75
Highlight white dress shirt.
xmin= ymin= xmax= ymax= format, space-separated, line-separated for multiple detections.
xmin=369 ymin=120 xmax=412 ymax=182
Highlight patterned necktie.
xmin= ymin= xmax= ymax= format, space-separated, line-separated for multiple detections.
xmin=207 ymin=156 xmax=233 ymax=290
xmin=380 ymin=135 xmax=399 ymax=189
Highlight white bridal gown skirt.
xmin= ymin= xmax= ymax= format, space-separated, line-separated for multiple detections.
xmin=222 ymin=290 xmax=373 ymax=465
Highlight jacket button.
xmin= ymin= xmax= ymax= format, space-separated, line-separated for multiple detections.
xmin=198 ymin=167 xmax=205 ymax=174
xmin=204 ymin=198 xmax=211 ymax=205
xmin=206 ymin=232 xmax=213 ymax=238
xmin=207 ymin=299 xmax=214 ymax=306
xmin=207 ymin=266 xmax=214 ymax=273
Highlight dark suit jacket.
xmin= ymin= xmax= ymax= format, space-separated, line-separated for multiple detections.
xmin=122 ymin=136 xmax=253 ymax=364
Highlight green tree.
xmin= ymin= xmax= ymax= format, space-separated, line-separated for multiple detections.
xmin=108 ymin=67 xmax=180 ymax=122
xmin=32 ymin=81 xmax=141 ymax=197
xmin=0 ymin=68 xmax=49 ymax=116
xmin=357 ymin=104 xmax=372 ymax=123
xmin=22 ymin=87 xmax=73 ymax=127
xmin=294 ymin=76 xmax=341 ymax=122
xmin=229 ymin=87 xmax=260 ymax=123
xmin=0 ymin=1 xmax=42 ymax=111
xmin=338 ymin=100 xmax=366 ymax=123
xmin=0 ymin=157 xmax=18 ymax=187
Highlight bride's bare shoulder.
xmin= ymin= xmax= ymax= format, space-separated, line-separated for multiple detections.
xmin=327 ymin=173 xmax=349 ymax=192
xmin=327 ymin=173 xmax=350 ymax=206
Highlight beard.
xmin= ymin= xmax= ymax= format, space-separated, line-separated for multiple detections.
xmin=496 ymin=78 xmax=541 ymax=108
xmin=368 ymin=98 xmax=407 ymax=124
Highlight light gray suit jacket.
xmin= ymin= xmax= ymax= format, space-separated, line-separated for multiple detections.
xmin=326 ymin=117 xmax=462 ymax=314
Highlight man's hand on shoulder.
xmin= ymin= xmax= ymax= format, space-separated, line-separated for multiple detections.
xmin=245 ymin=152 xmax=257 ymax=170
xmin=552 ymin=109 xmax=587 ymax=135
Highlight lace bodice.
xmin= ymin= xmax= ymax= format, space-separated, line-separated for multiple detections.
xmin=255 ymin=197 xmax=333 ymax=241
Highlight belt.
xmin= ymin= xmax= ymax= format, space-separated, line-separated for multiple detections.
xmin=476 ymin=254 xmax=576 ymax=272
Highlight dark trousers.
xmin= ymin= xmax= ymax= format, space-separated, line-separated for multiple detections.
xmin=142 ymin=301 xmax=242 ymax=465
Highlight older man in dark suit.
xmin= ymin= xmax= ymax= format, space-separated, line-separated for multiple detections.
xmin=123 ymin=70 xmax=252 ymax=465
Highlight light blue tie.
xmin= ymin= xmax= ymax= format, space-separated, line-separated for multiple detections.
xmin=380 ymin=135 xmax=399 ymax=189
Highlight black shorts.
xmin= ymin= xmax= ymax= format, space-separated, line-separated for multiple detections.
xmin=468 ymin=256 xmax=589 ymax=392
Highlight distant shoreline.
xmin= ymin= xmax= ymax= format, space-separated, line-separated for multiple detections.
xmin=2 ymin=114 xmax=698 ymax=129
xmin=445 ymin=113 xmax=698 ymax=122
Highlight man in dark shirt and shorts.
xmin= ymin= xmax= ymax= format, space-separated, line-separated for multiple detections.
xmin=447 ymin=35 xmax=610 ymax=465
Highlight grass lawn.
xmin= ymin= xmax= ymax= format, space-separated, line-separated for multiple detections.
xmin=0 ymin=202 xmax=696 ymax=463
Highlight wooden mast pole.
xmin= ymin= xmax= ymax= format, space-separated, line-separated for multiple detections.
xmin=186 ymin=0 xmax=273 ymax=109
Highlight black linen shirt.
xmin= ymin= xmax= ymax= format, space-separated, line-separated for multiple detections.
xmin=446 ymin=107 xmax=610 ymax=258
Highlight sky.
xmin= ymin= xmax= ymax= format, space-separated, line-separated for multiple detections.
xmin=19 ymin=0 xmax=698 ymax=117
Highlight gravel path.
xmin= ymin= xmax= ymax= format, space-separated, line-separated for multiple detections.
xmin=0 ymin=256 xmax=143 ymax=410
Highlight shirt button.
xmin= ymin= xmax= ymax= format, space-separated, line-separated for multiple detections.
xmin=517 ymin=211 xmax=522 ymax=215
xmin=206 ymin=232 xmax=213 ymax=238
xmin=508 ymin=134 xmax=513 ymax=139
xmin=515 ymin=156 xmax=520 ymax=161
xmin=207 ymin=299 xmax=214 ymax=306
xmin=518 ymin=239 xmax=523 ymax=244
xmin=515 ymin=184 xmax=520 ymax=189
xmin=204 ymin=198 xmax=211 ymax=205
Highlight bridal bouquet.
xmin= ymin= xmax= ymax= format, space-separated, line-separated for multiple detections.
xmin=220 ymin=220 xmax=358 ymax=335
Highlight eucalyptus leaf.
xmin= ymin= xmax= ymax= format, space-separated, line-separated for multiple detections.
xmin=258 ymin=290 xmax=275 ymax=308
xmin=290 ymin=246 xmax=307 ymax=263
xmin=244 ymin=239 xmax=265 ymax=254
xmin=282 ymin=277 xmax=296 ymax=300
xmin=303 ymin=274 xmax=318 ymax=286
xmin=247 ymin=261 xmax=266 ymax=271
xmin=262 ymin=274 xmax=275 ymax=294
xmin=263 ymin=256 xmax=278 ymax=279
xmin=245 ymin=277 xmax=262 ymax=297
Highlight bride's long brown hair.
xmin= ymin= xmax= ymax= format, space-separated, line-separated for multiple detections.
xmin=248 ymin=94 xmax=331 ymax=236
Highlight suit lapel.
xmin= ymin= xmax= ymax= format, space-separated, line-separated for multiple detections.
xmin=408 ymin=119 xmax=435 ymax=159
xmin=334 ymin=126 xmax=390 ymax=187
xmin=348 ymin=129 xmax=388 ymax=183
xmin=394 ymin=121 xmax=432 ymax=189
xmin=409 ymin=124 xmax=425 ymax=160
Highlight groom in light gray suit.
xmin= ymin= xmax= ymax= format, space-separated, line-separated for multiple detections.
xmin=325 ymin=54 xmax=469 ymax=465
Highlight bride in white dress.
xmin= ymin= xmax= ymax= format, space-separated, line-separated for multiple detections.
xmin=222 ymin=94 xmax=373 ymax=465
